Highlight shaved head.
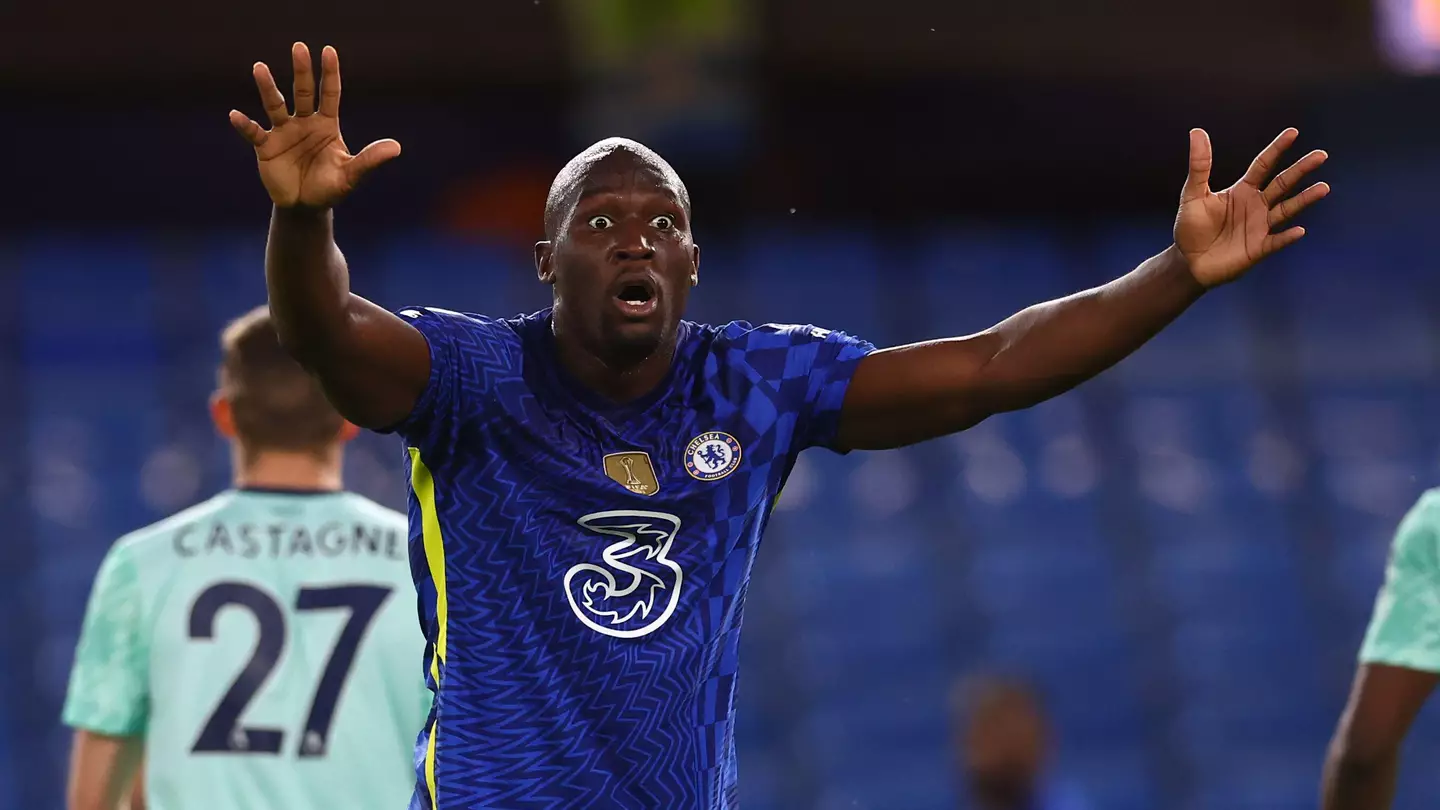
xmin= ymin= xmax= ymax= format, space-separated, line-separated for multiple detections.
xmin=544 ymin=138 xmax=691 ymax=240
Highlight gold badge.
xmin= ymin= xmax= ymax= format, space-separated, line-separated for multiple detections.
xmin=603 ymin=452 xmax=660 ymax=496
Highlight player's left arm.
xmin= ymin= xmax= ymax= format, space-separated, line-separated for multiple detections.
xmin=1323 ymin=664 xmax=1437 ymax=810
xmin=67 ymin=731 xmax=143 ymax=810
xmin=1323 ymin=494 xmax=1440 ymax=810
xmin=835 ymin=129 xmax=1328 ymax=451
xmin=62 ymin=542 xmax=151 ymax=810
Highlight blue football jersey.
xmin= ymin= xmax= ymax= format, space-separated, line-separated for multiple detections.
xmin=385 ymin=307 xmax=875 ymax=810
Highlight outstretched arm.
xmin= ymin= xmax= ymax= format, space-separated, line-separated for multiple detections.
xmin=836 ymin=128 xmax=1328 ymax=451
xmin=232 ymin=43 xmax=428 ymax=429
xmin=1323 ymin=664 xmax=1437 ymax=810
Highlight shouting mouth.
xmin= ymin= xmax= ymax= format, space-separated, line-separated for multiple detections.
xmin=614 ymin=277 xmax=659 ymax=318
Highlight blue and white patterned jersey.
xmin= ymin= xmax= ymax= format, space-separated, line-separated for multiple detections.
xmin=386 ymin=307 xmax=874 ymax=810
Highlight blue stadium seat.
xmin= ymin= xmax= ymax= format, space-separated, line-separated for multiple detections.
xmin=1064 ymin=748 xmax=1156 ymax=810
xmin=197 ymin=232 xmax=269 ymax=324
xmin=943 ymin=399 xmax=1112 ymax=555
xmin=813 ymin=745 xmax=953 ymax=810
xmin=805 ymin=695 xmax=949 ymax=765
xmin=1150 ymin=536 xmax=1308 ymax=623
xmin=982 ymin=629 xmax=1147 ymax=747
xmin=968 ymin=543 xmax=1120 ymax=626
xmin=792 ymin=615 xmax=948 ymax=697
xmin=1283 ymin=237 xmax=1434 ymax=385
xmin=376 ymin=235 xmax=537 ymax=318
xmin=737 ymin=227 xmax=891 ymax=344
xmin=917 ymin=227 xmax=1074 ymax=338
xmin=20 ymin=237 xmax=160 ymax=338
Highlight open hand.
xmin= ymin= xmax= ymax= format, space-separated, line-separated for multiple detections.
xmin=1174 ymin=128 xmax=1329 ymax=287
xmin=229 ymin=43 xmax=400 ymax=209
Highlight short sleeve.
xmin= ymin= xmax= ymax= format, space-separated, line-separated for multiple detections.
xmin=379 ymin=307 xmax=512 ymax=455
xmin=1359 ymin=493 xmax=1440 ymax=673
xmin=797 ymin=327 xmax=875 ymax=450
xmin=726 ymin=323 xmax=876 ymax=453
xmin=62 ymin=542 xmax=150 ymax=736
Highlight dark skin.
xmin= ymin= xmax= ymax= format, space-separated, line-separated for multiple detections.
xmin=232 ymin=42 xmax=1330 ymax=446
xmin=536 ymin=154 xmax=699 ymax=402
xmin=1322 ymin=663 xmax=1439 ymax=810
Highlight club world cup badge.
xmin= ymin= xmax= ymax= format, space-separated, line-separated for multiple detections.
xmin=603 ymin=452 xmax=660 ymax=496
xmin=684 ymin=432 xmax=742 ymax=482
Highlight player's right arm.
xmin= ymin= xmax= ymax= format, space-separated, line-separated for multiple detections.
xmin=1322 ymin=493 xmax=1440 ymax=810
xmin=230 ymin=42 xmax=427 ymax=430
xmin=62 ymin=542 xmax=150 ymax=810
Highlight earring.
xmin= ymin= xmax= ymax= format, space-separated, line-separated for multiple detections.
xmin=690 ymin=274 xmax=698 ymax=286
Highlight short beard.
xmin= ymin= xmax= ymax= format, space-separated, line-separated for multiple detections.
xmin=601 ymin=322 xmax=668 ymax=371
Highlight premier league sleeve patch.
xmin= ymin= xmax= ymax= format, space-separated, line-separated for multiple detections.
xmin=684 ymin=432 xmax=743 ymax=481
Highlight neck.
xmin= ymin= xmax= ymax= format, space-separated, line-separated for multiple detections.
xmin=233 ymin=446 xmax=343 ymax=492
xmin=552 ymin=320 xmax=677 ymax=404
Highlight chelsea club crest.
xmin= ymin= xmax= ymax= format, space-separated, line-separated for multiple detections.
xmin=684 ymin=432 xmax=742 ymax=481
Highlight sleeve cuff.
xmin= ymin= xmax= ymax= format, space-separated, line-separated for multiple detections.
xmin=374 ymin=307 xmax=448 ymax=437
xmin=1359 ymin=645 xmax=1440 ymax=675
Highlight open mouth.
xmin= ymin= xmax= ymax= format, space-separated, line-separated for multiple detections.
xmin=614 ymin=278 xmax=659 ymax=317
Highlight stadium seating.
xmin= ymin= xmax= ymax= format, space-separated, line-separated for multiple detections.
xmin=8 ymin=220 xmax=1439 ymax=810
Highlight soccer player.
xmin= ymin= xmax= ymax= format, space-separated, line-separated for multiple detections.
xmin=229 ymin=42 xmax=1329 ymax=810
xmin=1322 ymin=491 xmax=1440 ymax=809
xmin=62 ymin=307 xmax=429 ymax=810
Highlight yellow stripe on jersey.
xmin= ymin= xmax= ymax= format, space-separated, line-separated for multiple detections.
xmin=425 ymin=717 xmax=440 ymax=808
xmin=409 ymin=447 xmax=448 ymax=808
xmin=409 ymin=447 xmax=450 ymax=677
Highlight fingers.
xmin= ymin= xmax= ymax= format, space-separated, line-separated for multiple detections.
xmin=253 ymin=62 xmax=290 ymax=127
xmin=1262 ymin=149 xmax=1328 ymax=206
xmin=319 ymin=45 xmax=342 ymax=118
xmin=347 ymin=139 xmax=403 ymax=182
xmin=1260 ymin=226 xmax=1306 ymax=258
xmin=291 ymin=42 xmax=316 ymax=117
xmin=1181 ymin=128 xmax=1212 ymax=202
xmin=1268 ymin=181 xmax=1330 ymax=229
xmin=228 ymin=110 xmax=268 ymax=147
xmin=1241 ymin=128 xmax=1299 ymax=189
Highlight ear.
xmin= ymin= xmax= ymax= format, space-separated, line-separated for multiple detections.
xmin=690 ymin=243 xmax=701 ymax=287
xmin=535 ymin=241 xmax=556 ymax=285
xmin=338 ymin=420 xmax=361 ymax=443
xmin=210 ymin=392 xmax=237 ymax=439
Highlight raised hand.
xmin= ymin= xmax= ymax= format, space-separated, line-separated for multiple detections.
xmin=229 ymin=43 xmax=400 ymax=209
xmin=1174 ymin=128 xmax=1329 ymax=287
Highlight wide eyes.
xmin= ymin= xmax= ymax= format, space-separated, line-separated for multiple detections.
xmin=585 ymin=214 xmax=677 ymax=232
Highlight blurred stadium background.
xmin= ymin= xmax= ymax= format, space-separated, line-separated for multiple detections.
xmin=4 ymin=1 xmax=1440 ymax=808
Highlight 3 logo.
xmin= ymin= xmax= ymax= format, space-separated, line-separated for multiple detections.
xmin=563 ymin=510 xmax=684 ymax=639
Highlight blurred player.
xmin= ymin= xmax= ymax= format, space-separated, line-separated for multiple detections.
xmin=230 ymin=42 xmax=1329 ymax=809
xmin=953 ymin=676 xmax=1090 ymax=810
xmin=62 ymin=307 xmax=429 ymax=810
xmin=1323 ymin=491 xmax=1440 ymax=809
